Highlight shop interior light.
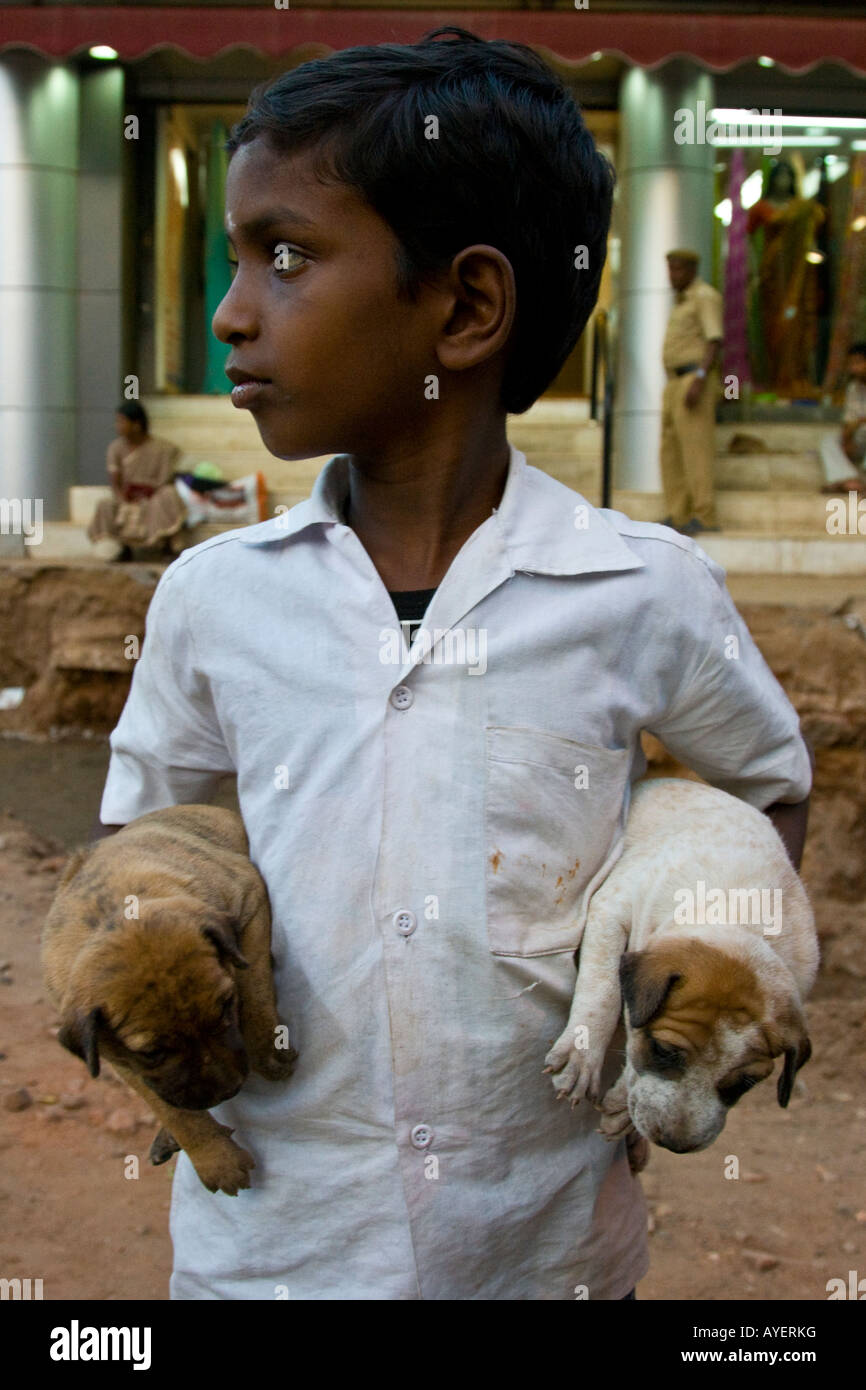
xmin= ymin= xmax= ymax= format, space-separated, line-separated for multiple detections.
xmin=801 ymin=168 xmax=822 ymax=198
xmin=805 ymin=251 xmax=825 ymax=264
xmin=825 ymin=158 xmax=850 ymax=182
xmin=712 ymin=110 xmax=866 ymax=131
xmin=757 ymin=56 xmax=776 ymax=68
xmin=169 ymin=147 xmax=189 ymax=209
xmin=851 ymin=215 xmax=866 ymax=233
xmin=88 ymin=46 xmax=118 ymax=61
xmin=740 ymin=170 xmax=764 ymax=209
xmin=589 ymin=52 xmax=603 ymax=63
xmin=711 ymin=135 xmax=841 ymax=148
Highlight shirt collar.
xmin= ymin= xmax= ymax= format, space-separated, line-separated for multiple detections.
xmin=239 ymin=443 xmax=644 ymax=579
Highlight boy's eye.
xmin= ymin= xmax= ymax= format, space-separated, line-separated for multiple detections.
xmin=224 ymin=245 xmax=306 ymax=280
xmin=272 ymin=243 xmax=305 ymax=276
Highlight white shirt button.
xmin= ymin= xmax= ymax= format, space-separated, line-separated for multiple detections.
xmin=410 ymin=1124 xmax=434 ymax=1150
xmin=390 ymin=685 xmax=414 ymax=710
xmin=393 ymin=909 xmax=416 ymax=937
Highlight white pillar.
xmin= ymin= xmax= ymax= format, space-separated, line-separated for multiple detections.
xmin=0 ymin=55 xmax=80 ymax=519
xmin=614 ymin=61 xmax=716 ymax=495
xmin=77 ymin=65 xmax=125 ymax=485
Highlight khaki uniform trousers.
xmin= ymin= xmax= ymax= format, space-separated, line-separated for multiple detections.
xmin=659 ymin=368 xmax=720 ymax=527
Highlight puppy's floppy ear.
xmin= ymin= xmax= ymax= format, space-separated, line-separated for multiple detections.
xmin=778 ymin=1037 xmax=812 ymax=1108
xmin=57 ymin=1007 xmax=103 ymax=1078
xmin=620 ymin=952 xmax=681 ymax=1030
xmin=766 ymin=1005 xmax=812 ymax=1107
xmin=201 ymin=911 xmax=248 ymax=970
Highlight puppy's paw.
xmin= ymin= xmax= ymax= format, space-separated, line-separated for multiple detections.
xmin=149 ymin=1127 xmax=181 ymax=1165
xmin=190 ymin=1132 xmax=256 ymax=1196
xmin=596 ymin=1081 xmax=634 ymax=1142
xmin=251 ymin=1035 xmax=298 ymax=1082
xmin=543 ymin=1024 xmax=605 ymax=1106
xmin=625 ymin=1129 xmax=650 ymax=1175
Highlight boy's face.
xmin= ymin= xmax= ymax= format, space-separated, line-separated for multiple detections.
xmin=214 ymin=137 xmax=440 ymax=462
xmin=848 ymin=352 xmax=866 ymax=383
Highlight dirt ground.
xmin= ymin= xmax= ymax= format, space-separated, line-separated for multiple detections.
xmin=1 ymin=573 xmax=865 ymax=1300
xmin=0 ymin=748 xmax=863 ymax=1301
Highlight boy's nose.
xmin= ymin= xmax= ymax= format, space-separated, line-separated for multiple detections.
xmin=212 ymin=279 xmax=258 ymax=345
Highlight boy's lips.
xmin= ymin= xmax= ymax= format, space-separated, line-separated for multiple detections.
xmin=226 ymin=365 xmax=275 ymax=409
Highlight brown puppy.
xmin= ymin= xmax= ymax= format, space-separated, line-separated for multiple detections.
xmin=42 ymin=805 xmax=296 ymax=1195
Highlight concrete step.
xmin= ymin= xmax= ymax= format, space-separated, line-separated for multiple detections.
xmin=715 ymin=421 xmax=833 ymax=453
xmin=35 ymin=520 xmax=237 ymax=560
xmin=70 ymin=478 xmax=835 ymax=534
xmin=713 ymin=452 xmax=821 ymax=491
xmin=611 ymin=489 xmax=843 ymax=532
xmin=697 ymin=533 xmax=866 ymax=576
xmin=34 ymin=518 xmax=866 ymax=575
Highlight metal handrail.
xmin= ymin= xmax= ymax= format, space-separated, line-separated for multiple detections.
xmin=590 ymin=310 xmax=614 ymax=510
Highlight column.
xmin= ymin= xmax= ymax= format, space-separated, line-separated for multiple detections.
xmin=0 ymin=55 xmax=79 ymax=520
xmin=77 ymin=65 xmax=125 ymax=485
xmin=614 ymin=61 xmax=716 ymax=496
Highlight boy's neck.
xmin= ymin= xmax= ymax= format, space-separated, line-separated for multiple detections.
xmin=341 ymin=430 xmax=511 ymax=592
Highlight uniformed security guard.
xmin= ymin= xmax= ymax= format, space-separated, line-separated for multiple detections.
xmin=660 ymin=249 xmax=723 ymax=535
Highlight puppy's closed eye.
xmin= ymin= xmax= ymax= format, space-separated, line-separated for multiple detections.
xmin=647 ymin=1036 xmax=688 ymax=1075
xmin=135 ymin=1046 xmax=168 ymax=1066
xmin=716 ymin=1073 xmax=760 ymax=1106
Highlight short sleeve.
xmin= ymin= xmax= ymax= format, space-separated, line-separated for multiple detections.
xmin=647 ymin=551 xmax=812 ymax=808
xmin=696 ymin=285 xmax=723 ymax=343
xmin=99 ymin=564 xmax=235 ymax=825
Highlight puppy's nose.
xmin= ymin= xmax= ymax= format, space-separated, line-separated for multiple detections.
xmin=655 ymin=1134 xmax=701 ymax=1154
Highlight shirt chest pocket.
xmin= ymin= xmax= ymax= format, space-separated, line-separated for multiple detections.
xmin=484 ymin=726 xmax=630 ymax=957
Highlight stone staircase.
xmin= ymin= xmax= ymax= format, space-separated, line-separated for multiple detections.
xmin=37 ymin=396 xmax=866 ymax=575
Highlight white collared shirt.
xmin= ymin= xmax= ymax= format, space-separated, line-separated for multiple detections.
xmin=100 ymin=445 xmax=811 ymax=1300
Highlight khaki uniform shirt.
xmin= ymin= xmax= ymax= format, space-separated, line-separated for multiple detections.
xmin=663 ymin=277 xmax=724 ymax=373
xmin=100 ymin=445 xmax=811 ymax=1300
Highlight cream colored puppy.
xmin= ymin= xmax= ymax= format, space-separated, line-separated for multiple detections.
xmin=544 ymin=778 xmax=818 ymax=1154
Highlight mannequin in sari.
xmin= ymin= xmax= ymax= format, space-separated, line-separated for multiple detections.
xmin=88 ymin=402 xmax=186 ymax=560
xmin=747 ymin=161 xmax=825 ymax=396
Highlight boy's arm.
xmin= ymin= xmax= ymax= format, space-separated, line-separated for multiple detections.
xmin=88 ymin=818 xmax=125 ymax=845
xmin=764 ymin=796 xmax=809 ymax=870
xmin=645 ymin=548 xmax=813 ymax=866
xmin=96 ymin=562 xmax=235 ymax=831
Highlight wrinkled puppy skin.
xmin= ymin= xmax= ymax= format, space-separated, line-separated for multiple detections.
xmin=42 ymin=804 xmax=297 ymax=1195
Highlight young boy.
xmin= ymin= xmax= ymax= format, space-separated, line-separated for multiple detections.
xmin=820 ymin=342 xmax=866 ymax=492
xmin=96 ymin=27 xmax=811 ymax=1300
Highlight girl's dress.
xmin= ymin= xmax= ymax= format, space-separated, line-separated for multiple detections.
xmin=88 ymin=437 xmax=186 ymax=549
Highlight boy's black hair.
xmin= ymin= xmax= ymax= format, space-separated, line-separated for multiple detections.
xmin=227 ymin=25 xmax=614 ymax=415
xmin=848 ymin=342 xmax=866 ymax=358
xmin=116 ymin=400 xmax=149 ymax=430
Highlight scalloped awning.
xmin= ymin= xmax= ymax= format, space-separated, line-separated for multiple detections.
xmin=1 ymin=6 xmax=865 ymax=76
